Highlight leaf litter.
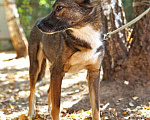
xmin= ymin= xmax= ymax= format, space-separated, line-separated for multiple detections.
xmin=0 ymin=52 xmax=150 ymax=120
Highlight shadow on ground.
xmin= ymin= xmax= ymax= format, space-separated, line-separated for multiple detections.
xmin=0 ymin=52 xmax=150 ymax=120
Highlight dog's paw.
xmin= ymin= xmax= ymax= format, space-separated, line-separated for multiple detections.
xmin=28 ymin=110 xmax=36 ymax=119
xmin=48 ymin=106 xmax=51 ymax=113
xmin=28 ymin=116 xmax=33 ymax=120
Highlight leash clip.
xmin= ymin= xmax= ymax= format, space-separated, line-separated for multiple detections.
xmin=103 ymin=32 xmax=111 ymax=40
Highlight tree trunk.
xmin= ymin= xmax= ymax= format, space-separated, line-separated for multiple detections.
xmin=124 ymin=0 xmax=150 ymax=81
xmin=4 ymin=0 xmax=28 ymax=58
xmin=100 ymin=0 xmax=127 ymax=80
xmin=99 ymin=0 xmax=150 ymax=82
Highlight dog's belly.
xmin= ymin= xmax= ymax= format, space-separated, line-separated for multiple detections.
xmin=67 ymin=52 xmax=101 ymax=73
xmin=67 ymin=64 xmax=86 ymax=73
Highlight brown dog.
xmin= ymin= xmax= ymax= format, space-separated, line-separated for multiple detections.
xmin=28 ymin=0 xmax=105 ymax=119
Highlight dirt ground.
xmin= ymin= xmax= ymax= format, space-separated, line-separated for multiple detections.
xmin=0 ymin=51 xmax=150 ymax=120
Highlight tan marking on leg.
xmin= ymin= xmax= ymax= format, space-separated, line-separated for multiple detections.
xmin=28 ymin=88 xmax=36 ymax=117
xmin=47 ymin=86 xmax=51 ymax=112
xmin=37 ymin=42 xmax=44 ymax=69
xmin=28 ymin=42 xmax=44 ymax=117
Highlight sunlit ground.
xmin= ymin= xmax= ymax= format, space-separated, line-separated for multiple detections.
xmin=0 ymin=51 xmax=91 ymax=120
xmin=0 ymin=52 xmax=150 ymax=120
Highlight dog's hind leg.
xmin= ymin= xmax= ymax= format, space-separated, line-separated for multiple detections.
xmin=37 ymin=57 xmax=46 ymax=82
xmin=28 ymin=42 xmax=45 ymax=118
xmin=87 ymin=68 xmax=101 ymax=120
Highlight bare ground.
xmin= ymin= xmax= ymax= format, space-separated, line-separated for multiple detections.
xmin=0 ymin=51 xmax=150 ymax=120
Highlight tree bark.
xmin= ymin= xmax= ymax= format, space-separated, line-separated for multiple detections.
xmin=100 ymin=0 xmax=127 ymax=80
xmin=4 ymin=0 xmax=28 ymax=58
xmin=99 ymin=0 xmax=150 ymax=82
xmin=125 ymin=0 xmax=150 ymax=81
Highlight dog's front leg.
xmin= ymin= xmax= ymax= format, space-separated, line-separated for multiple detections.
xmin=87 ymin=69 xmax=101 ymax=120
xmin=48 ymin=65 xmax=65 ymax=120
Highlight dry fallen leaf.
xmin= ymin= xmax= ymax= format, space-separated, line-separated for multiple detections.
xmin=123 ymin=111 xmax=127 ymax=115
xmin=144 ymin=106 xmax=150 ymax=110
xmin=129 ymin=102 xmax=134 ymax=107
xmin=19 ymin=114 xmax=28 ymax=120
xmin=1 ymin=52 xmax=150 ymax=120
xmin=132 ymin=96 xmax=138 ymax=100
xmin=70 ymin=113 xmax=77 ymax=119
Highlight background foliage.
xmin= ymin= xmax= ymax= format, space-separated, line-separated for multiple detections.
xmin=16 ymin=0 xmax=55 ymax=38
xmin=15 ymin=0 xmax=133 ymax=39
xmin=122 ymin=0 xmax=133 ymax=22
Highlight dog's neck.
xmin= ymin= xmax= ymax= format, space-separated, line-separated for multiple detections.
xmin=69 ymin=24 xmax=102 ymax=49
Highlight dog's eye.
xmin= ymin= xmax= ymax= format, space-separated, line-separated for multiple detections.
xmin=56 ymin=6 xmax=63 ymax=12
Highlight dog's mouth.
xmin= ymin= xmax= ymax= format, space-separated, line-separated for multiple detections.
xmin=37 ymin=26 xmax=68 ymax=35
xmin=37 ymin=20 xmax=69 ymax=34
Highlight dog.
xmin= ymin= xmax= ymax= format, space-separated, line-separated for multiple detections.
xmin=28 ymin=0 xmax=105 ymax=119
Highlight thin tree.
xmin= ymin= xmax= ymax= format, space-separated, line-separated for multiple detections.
xmin=4 ymin=0 xmax=28 ymax=58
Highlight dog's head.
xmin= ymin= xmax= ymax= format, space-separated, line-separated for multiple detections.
xmin=37 ymin=0 xmax=96 ymax=34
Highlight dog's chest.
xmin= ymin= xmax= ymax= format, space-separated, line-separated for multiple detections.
xmin=70 ymin=25 xmax=103 ymax=49
xmin=67 ymin=51 xmax=102 ymax=73
xmin=67 ymin=25 xmax=104 ymax=73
